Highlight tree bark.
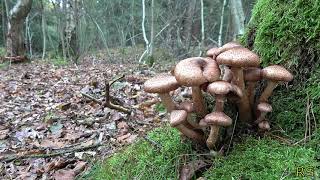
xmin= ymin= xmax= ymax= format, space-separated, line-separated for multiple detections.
xmin=41 ymin=0 xmax=46 ymax=60
xmin=199 ymin=0 xmax=204 ymax=56
xmin=218 ymin=0 xmax=227 ymax=47
xmin=149 ymin=0 xmax=155 ymax=56
xmin=230 ymin=0 xmax=245 ymax=40
xmin=2 ymin=0 xmax=8 ymax=45
xmin=6 ymin=0 xmax=33 ymax=57
xmin=184 ymin=0 xmax=196 ymax=52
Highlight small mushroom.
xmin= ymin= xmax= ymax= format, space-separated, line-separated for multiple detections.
xmin=258 ymin=120 xmax=271 ymax=131
xmin=244 ymin=67 xmax=262 ymax=107
xmin=207 ymin=81 xmax=243 ymax=112
xmin=144 ymin=74 xmax=179 ymax=112
xmin=216 ymin=47 xmax=260 ymax=122
xmin=174 ymin=57 xmax=220 ymax=117
xmin=259 ymin=65 xmax=293 ymax=102
xmin=177 ymin=101 xmax=200 ymax=129
xmin=207 ymin=42 xmax=242 ymax=82
xmin=200 ymin=112 xmax=232 ymax=149
xmin=170 ymin=110 xmax=205 ymax=144
xmin=207 ymin=42 xmax=242 ymax=58
xmin=255 ymin=102 xmax=272 ymax=124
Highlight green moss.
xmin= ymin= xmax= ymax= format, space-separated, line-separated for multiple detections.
xmin=82 ymin=127 xmax=197 ymax=179
xmin=204 ymin=137 xmax=319 ymax=179
xmin=242 ymin=0 xmax=320 ymax=69
xmin=270 ymin=68 xmax=320 ymax=139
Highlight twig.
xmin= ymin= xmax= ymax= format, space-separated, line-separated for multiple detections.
xmin=1 ymin=143 xmax=104 ymax=163
xmin=226 ymin=112 xmax=238 ymax=154
xmin=143 ymin=136 xmax=162 ymax=150
xmin=109 ymin=75 xmax=125 ymax=86
xmin=104 ymin=74 xmax=131 ymax=114
xmin=81 ymin=93 xmax=103 ymax=104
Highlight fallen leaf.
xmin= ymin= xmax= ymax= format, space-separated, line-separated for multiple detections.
xmin=53 ymin=161 xmax=87 ymax=180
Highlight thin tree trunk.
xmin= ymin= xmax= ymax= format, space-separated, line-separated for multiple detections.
xmin=139 ymin=0 xmax=149 ymax=63
xmin=2 ymin=0 xmax=8 ymax=45
xmin=41 ymin=0 xmax=46 ymax=60
xmin=141 ymin=0 xmax=149 ymax=52
xmin=56 ymin=0 xmax=66 ymax=60
xmin=149 ymin=0 xmax=154 ymax=56
xmin=25 ymin=14 xmax=32 ymax=57
xmin=184 ymin=0 xmax=196 ymax=52
xmin=218 ymin=0 xmax=227 ymax=47
xmin=130 ymin=0 xmax=136 ymax=46
xmin=230 ymin=0 xmax=245 ymax=39
xmin=199 ymin=0 xmax=205 ymax=56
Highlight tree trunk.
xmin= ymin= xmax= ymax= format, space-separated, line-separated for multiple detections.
xmin=184 ymin=0 xmax=196 ymax=52
xmin=199 ymin=0 xmax=204 ymax=55
xmin=149 ymin=0 xmax=155 ymax=56
xmin=230 ymin=0 xmax=245 ymax=40
xmin=6 ymin=0 xmax=33 ymax=58
xmin=41 ymin=0 xmax=46 ymax=60
xmin=2 ymin=0 xmax=8 ymax=45
xmin=218 ymin=0 xmax=227 ymax=47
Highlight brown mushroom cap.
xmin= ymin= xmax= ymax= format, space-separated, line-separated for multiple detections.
xmin=204 ymin=112 xmax=232 ymax=127
xmin=174 ymin=57 xmax=220 ymax=86
xmin=244 ymin=68 xmax=262 ymax=81
xmin=144 ymin=74 xmax=179 ymax=93
xmin=206 ymin=47 xmax=219 ymax=57
xmin=257 ymin=102 xmax=272 ymax=112
xmin=177 ymin=101 xmax=194 ymax=113
xmin=216 ymin=47 xmax=260 ymax=68
xmin=170 ymin=110 xmax=188 ymax=127
xmin=258 ymin=120 xmax=270 ymax=130
xmin=203 ymin=57 xmax=221 ymax=82
xmin=206 ymin=42 xmax=242 ymax=58
xmin=207 ymin=81 xmax=243 ymax=97
xmin=219 ymin=41 xmax=242 ymax=53
xmin=261 ymin=65 xmax=293 ymax=82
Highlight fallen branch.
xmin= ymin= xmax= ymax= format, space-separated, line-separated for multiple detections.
xmin=81 ymin=74 xmax=131 ymax=114
xmin=81 ymin=93 xmax=103 ymax=104
xmin=0 ymin=143 xmax=104 ymax=163
xmin=104 ymin=74 xmax=131 ymax=114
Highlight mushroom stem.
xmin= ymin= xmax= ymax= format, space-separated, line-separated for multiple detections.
xmin=259 ymin=81 xmax=278 ymax=102
xmin=207 ymin=125 xmax=220 ymax=149
xmin=230 ymin=67 xmax=252 ymax=122
xmin=222 ymin=66 xmax=233 ymax=82
xmin=192 ymin=86 xmax=207 ymax=117
xmin=186 ymin=115 xmax=202 ymax=129
xmin=159 ymin=93 xmax=176 ymax=112
xmin=176 ymin=124 xmax=206 ymax=144
xmin=247 ymin=82 xmax=257 ymax=107
xmin=215 ymin=94 xmax=225 ymax=112
xmin=255 ymin=111 xmax=268 ymax=124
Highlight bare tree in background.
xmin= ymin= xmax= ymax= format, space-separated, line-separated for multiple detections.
xmin=6 ymin=0 xmax=33 ymax=57
xmin=230 ymin=0 xmax=245 ymax=40
xmin=41 ymin=0 xmax=46 ymax=60
xmin=218 ymin=0 xmax=227 ymax=46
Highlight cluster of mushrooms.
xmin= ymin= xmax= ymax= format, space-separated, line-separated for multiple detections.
xmin=144 ymin=42 xmax=293 ymax=150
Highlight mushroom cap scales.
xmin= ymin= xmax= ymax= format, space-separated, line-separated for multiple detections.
xmin=216 ymin=47 xmax=260 ymax=68
xmin=174 ymin=57 xmax=220 ymax=86
xmin=170 ymin=110 xmax=188 ymax=127
xmin=257 ymin=102 xmax=272 ymax=112
xmin=144 ymin=74 xmax=179 ymax=93
xmin=202 ymin=112 xmax=232 ymax=127
xmin=261 ymin=65 xmax=293 ymax=82
xmin=207 ymin=81 xmax=243 ymax=97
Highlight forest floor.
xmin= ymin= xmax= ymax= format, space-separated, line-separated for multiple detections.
xmin=0 ymin=53 xmax=177 ymax=179
xmin=0 ymin=51 xmax=319 ymax=179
